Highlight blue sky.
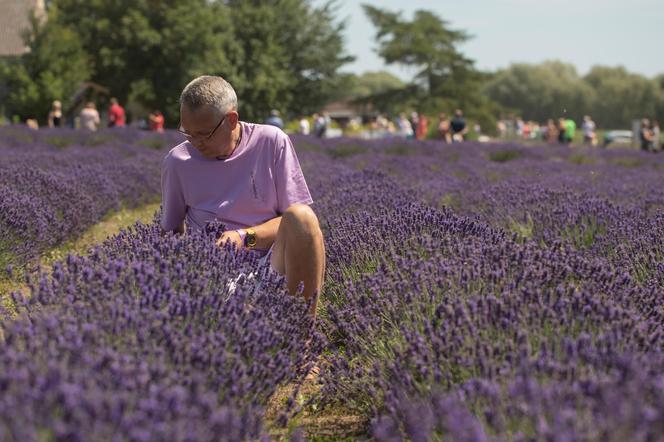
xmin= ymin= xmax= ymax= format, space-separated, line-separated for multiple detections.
xmin=327 ymin=0 xmax=663 ymax=80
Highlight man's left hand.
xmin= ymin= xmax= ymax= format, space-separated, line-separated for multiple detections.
xmin=216 ymin=230 xmax=243 ymax=249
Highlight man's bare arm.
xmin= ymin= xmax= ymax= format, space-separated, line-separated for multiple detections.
xmin=251 ymin=216 xmax=281 ymax=249
xmin=217 ymin=216 xmax=282 ymax=249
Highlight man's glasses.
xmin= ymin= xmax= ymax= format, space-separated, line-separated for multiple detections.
xmin=177 ymin=114 xmax=226 ymax=143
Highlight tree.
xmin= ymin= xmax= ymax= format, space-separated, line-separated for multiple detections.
xmin=225 ymin=0 xmax=353 ymax=120
xmin=344 ymin=71 xmax=405 ymax=99
xmin=362 ymin=5 xmax=498 ymax=134
xmin=362 ymin=5 xmax=472 ymax=95
xmin=51 ymin=0 xmax=236 ymax=124
xmin=484 ymin=61 xmax=595 ymax=124
xmin=583 ymin=66 xmax=660 ymax=128
xmin=0 ymin=12 xmax=90 ymax=122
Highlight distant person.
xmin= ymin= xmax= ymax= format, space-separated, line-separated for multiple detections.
xmin=415 ymin=112 xmax=428 ymax=140
xmin=640 ymin=119 xmax=653 ymax=151
xmin=438 ymin=113 xmax=451 ymax=143
xmin=450 ymin=109 xmax=467 ymax=142
xmin=148 ymin=110 xmax=165 ymax=132
xmin=313 ymin=113 xmax=327 ymax=138
xmin=409 ymin=112 xmax=419 ymax=138
xmin=582 ymin=115 xmax=596 ymax=146
xmin=652 ymin=120 xmax=661 ymax=151
xmin=265 ymin=109 xmax=284 ymax=129
xmin=544 ymin=119 xmax=557 ymax=143
xmin=397 ymin=113 xmax=413 ymax=138
xmin=108 ymin=98 xmax=126 ymax=127
xmin=564 ymin=118 xmax=576 ymax=145
xmin=298 ymin=116 xmax=310 ymax=135
xmin=497 ymin=119 xmax=507 ymax=138
xmin=26 ymin=118 xmax=39 ymax=130
xmin=79 ymin=102 xmax=101 ymax=131
xmin=48 ymin=100 xmax=64 ymax=128
xmin=557 ymin=118 xmax=568 ymax=145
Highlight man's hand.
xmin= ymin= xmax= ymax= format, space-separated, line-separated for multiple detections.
xmin=216 ymin=230 xmax=243 ymax=249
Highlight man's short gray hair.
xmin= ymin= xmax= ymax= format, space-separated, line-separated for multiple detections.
xmin=180 ymin=76 xmax=238 ymax=114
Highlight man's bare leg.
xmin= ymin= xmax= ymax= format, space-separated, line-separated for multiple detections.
xmin=270 ymin=204 xmax=325 ymax=316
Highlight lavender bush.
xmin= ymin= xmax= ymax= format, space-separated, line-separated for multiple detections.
xmin=1 ymin=131 xmax=663 ymax=440
xmin=1 ymin=220 xmax=319 ymax=440
xmin=294 ymin=136 xmax=663 ymax=440
xmin=0 ymin=126 xmax=181 ymax=270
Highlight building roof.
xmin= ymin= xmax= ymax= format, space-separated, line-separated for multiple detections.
xmin=0 ymin=0 xmax=46 ymax=56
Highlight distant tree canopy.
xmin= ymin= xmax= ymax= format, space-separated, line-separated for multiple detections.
xmin=0 ymin=0 xmax=352 ymax=124
xmin=485 ymin=62 xmax=664 ymax=128
xmin=343 ymin=71 xmax=405 ymax=99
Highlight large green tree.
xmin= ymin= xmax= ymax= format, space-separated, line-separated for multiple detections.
xmin=4 ymin=0 xmax=352 ymax=124
xmin=51 ymin=0 xmax=236 ymax=123
xmin=583 ymin=66 xmax=661 ymax=128
xmin=361 ymin=5 xmax=498 ymax=133
xmin=225 ymin=0 xmax=353 ymax=120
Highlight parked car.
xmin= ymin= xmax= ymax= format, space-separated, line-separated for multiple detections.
xmin=602 ymin=130 xmax=633 ymax=147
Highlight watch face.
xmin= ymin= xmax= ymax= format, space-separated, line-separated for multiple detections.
xmin=245 ymin=229 xmax=257 ymax=247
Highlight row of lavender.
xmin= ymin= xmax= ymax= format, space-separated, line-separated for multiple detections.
xmin=1 ymin=131 xmax=662 ymax=440
xmin=0 ymin=127 xmax=179 ymax=271
xmin=292 ymin=139 xmax=664 ymax=440
xmin=2 ymin=221 xmax=318 ymax=440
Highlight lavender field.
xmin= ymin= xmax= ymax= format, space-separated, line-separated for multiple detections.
xmin=1 ymin=127 xmax=663 ymax=441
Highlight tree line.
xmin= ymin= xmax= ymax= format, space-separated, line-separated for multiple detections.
xmin=1 ymin=1 xmax=662 ymax=130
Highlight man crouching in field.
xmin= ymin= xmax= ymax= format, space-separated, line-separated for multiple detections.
xmin=160 ymin=75 xmax=325 ymax=315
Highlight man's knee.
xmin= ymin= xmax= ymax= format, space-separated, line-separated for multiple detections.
xmin=283 ymin=204 xmax=321 ymax=235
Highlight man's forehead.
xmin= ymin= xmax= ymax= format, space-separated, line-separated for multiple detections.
xmin=181 ymin=104 xmax=220 ymax=119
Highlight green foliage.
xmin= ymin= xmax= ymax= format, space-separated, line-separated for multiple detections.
xmin=137 ymin=137 xmax=165 ymax=150
xmin=484 ymin=61 xmax=595 ymax=124
xmin=568 ymin=153 xmax=596 ymax=165
xmin=488 ymin=149 xmax=522 ymax=163
xmin=3 ymin=0 xmax=352 ymax=124
xmin=584 ymin=66 xmax=662 ymax=128
xmin=361 ymin=5 xmax=500 ymax=135
xmin=225 ymin=0 xmax=353 ymax=120
xmin=485 ymin=61 xmax=664 ymax=129
xmin=51 ymin=0 xmax=235 ymax=124
xmin=0 ymin=12 xmax=90 ymax=121
xmin=343 ymin=71 xmax=405 ymax=99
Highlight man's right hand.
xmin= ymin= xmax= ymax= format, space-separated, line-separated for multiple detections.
xmin=216 ymin=230 xmax=243 ymax=249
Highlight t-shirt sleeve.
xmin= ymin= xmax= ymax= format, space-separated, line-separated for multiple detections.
xmin=160 ymin=154 xmax=186 ymax=231
xmin=274 ymin=133 xmax=313 ymax=213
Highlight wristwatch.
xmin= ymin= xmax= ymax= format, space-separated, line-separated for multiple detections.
xmin=244 ymin=228 xmax=257 ymax=248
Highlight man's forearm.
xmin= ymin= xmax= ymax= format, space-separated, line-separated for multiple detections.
xmin=249 ymin=216 xmax=281 ymax=249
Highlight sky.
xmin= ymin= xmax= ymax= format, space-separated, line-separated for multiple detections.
xmin=327 ymin=0 xmax=664 ymax=81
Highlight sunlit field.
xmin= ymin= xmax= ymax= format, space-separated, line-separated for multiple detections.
xmin=1 ymin=127 xmax=663 ymax=440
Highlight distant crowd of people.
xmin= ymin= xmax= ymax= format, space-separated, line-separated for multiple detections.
xmin=497 ymin=116 xmax=585 ymax=146
xmin=264 ymin=110 xmax=331 ymax=138
xmin=497 ymin=114 xmax=662 ymax=151
xmin=20 ymin=100 xmax=664 ymax=152
xmin=36 ymin=98 xmax=163 ymax=132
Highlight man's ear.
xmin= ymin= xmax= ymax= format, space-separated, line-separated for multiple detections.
xmin=228 ymin=110 xmax=240 ymax=128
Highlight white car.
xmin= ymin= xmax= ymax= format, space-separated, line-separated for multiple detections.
xmin=602 ymin=130 xmax=633 ymax=147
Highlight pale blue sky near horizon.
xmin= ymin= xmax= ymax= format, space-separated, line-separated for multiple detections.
xmin=325 ymin=0 xmax=663 ymax=80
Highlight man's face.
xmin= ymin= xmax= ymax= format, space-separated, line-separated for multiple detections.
xmin=179 ymin=104 xmax=236 ymax=159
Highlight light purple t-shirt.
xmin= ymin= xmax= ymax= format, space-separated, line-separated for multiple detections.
xmin=161 ymin=122 xmax=313 ymax=232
